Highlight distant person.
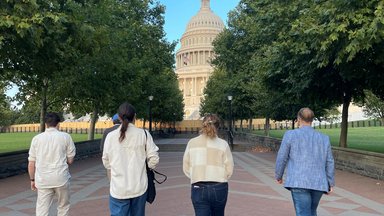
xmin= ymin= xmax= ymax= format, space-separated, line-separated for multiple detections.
xmin=28 ymin=112 xmax=76 ymax=216
xmin=102 ymin=102 xmax=159 ymax=216
xmin=275 ymin=107 xmax=335 ymax=216
xmin=183 ymin=113 xmax=234 ymax=216
xmin=100 ymin=114 xmax=121 ymax=152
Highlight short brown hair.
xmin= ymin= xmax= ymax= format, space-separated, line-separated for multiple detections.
xmin=297 ymin=107 xmax=315 ymax=123
xmin=45 ymin=112 xmax=61 ymax=127
xmin=200 ymin=113 xmax=221 ymax=138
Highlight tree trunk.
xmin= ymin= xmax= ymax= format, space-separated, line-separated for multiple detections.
xmin=339 ymin=93 xmax=351 ymax=148
xmin=88 ymin=108 xmax=99 ymax=140
xmin=291 ymin=119 xmax=295 ymax=129
xmin=264 ymin=116 xmax=270 ymax=136
xmin=248 ymin=118 xmax=253 ymax=130
xmin=39 ymin=85 xmax=48 ymax=133
xmin=240 ymin=119 xmax=243 ymax=130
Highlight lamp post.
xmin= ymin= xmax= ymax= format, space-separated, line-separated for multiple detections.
xmin=227 ymin=95 xmax=233 ymax=150
xmin=173 ymin=112 xmax=176 ymax=133
xmin=148 ymin=95 xmax=154 ymax=134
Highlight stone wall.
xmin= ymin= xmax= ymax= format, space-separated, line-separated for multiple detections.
xmin=332 ymin=147 xmax=384 ymax=180
xmin=0 ymin=140 xmax=101 ymax=179
xmin=235 ymin=132 xmax=384 ymax=180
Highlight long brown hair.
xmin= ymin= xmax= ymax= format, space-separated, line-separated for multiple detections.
xmin=118 ymin=102 xmax=136 ymax=142
xmin=200 ymin=113 xmax=220 ymax=138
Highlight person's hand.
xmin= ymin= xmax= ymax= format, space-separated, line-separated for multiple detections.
xmin=31 ymin=181 xmax=37 ymax=191
xmin=276 ymin=179 xmax=283 ymax=184
xmin=326 ymin=186 xmax=333 ymax=195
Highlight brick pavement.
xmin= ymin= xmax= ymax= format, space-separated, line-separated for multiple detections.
xmin=0 ymin=139 xmax=383 ymax=216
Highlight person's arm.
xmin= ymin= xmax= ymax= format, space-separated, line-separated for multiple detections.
xmin=102 ymin=134 xmax=111 ymax=180
xmin=145 ymin=130 xmax=159 ymax=169
xmin=224 ymin=144 xmax=234 ymax=179
xmin=275 ymin=131 xmax=292 ymax=183
xmin=100 ymin=129 xmax=110 ymax=153
xmin=28 ymin=161 xmax=37 ymax=191
xmin=67 ymin=157 xmax=74 ymax=165
xmin=325 ymin=136 xmax=335 ymax=194
xmin=28 ymin=137 xmax=37 ymax=191
xmin=106 ymin=169 xmax=111 ymax=181
xmin=182 ymin=143 xmax=191 ymax=178
xmin=66 ymin=134 xmax=76 ymax=164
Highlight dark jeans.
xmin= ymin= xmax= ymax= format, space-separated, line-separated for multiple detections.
xmin=191 ymin=182 xmax=228 ymax=216
xmin=290 ymin=188 xmax=324 ymax=216
xmin=109 ymin=191 xmax=147 ymax=216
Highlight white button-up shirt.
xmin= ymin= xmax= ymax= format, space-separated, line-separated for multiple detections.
xmin=28 ymin=127 xmax=76 ymax=188
xmin=102 ymin=124 xmax=159 ymax=199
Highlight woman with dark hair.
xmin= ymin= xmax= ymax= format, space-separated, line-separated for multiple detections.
xmin=102 ymin=102 xmax=159 ymax=216
xmin=183 ymin=114 xmax=234 ymax=216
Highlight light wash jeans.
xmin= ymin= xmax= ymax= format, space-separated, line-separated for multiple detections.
xmin=36 ymin=181 xmax=70 ymax=216
xmin=109 ymin=191 xmax=147 ymax=216
xmin=290 ymin=188 xmax=324 ymax=216
xmin=191 ymin=182 xmax=228 ymax=216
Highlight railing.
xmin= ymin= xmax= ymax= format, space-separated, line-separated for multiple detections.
xmin=232 ymin=119 xmax=383 ymax=131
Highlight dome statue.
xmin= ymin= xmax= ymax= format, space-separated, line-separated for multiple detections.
xmin=175 ymin=0 xmax=224 ymax=120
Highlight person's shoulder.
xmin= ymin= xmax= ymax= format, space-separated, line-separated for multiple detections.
xmin=57 ymin=130 xmax=72 ymax=138
xmin=105 ymin=124 xmax=120 ymax=134
xmin=187 ymin=134 xmax=205 ymax=145
xmin=189 ymin=134 xmax=203 ymax=142
xmin=108 ymin=126 xmax=121 ymax=135
xmin=216 ymin=136 xmax=227 ymax=144
xmin=315 ymin=130 xmax=330 ymax=140
xmin=283 ymin=129 xmax=295 ymax=136
xmin=32 ymin=132 xmax=44 ymax=141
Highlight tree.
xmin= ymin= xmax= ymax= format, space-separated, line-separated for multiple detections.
xmin=275 ymin=0 xmax=384 ymax=147
xmin=360 ymin=90 xmax=384 ymax=125
xmin=0 ymin=0 xmax=78 ymax=132
xmin=63 ymin=0 xmax=180 ymax=139
xmin=208 ymin=0 xmax=333 ymax=135
xmin=0 ymin=82 xmax=16 ymax=126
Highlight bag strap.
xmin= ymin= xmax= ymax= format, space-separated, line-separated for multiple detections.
xmin=144 ymin=129 xmax=167 ymax=184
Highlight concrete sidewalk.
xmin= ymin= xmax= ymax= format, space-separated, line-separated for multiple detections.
xmin=0 ymin=139 xmax=383 ymax=215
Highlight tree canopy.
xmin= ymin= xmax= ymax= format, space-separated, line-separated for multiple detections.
xmin=203 ymin=0 xmax=384 ymax=147
xmin=0 ymin=0 xmax=183 ymax=137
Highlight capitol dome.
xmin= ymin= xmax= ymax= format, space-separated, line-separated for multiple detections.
xmin=175 ymin=0 xmax=225 ymax=120
xmin=185 ymin=5 xmax=224 ymax=33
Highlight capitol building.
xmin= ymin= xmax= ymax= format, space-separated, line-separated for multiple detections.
xmin=175 ymin=0 xmax=224 ymax=120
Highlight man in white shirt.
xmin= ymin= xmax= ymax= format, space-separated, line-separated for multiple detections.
xmin=28 ymin=112 xmax=76 ymax=216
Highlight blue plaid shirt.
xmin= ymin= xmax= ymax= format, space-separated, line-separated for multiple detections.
xmin=275 ymin=126 xmax=335 ymax=192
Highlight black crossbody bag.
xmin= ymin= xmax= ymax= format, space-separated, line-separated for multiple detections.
xmin=144 ymin=130 xmax=167 ymax=204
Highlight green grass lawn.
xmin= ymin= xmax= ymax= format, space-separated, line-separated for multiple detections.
xmin=251 ymin=127 xmax=384 ymax=153
xmin=0 ymin=132 xmax=102 ymax=154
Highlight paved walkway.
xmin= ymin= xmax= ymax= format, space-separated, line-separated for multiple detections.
xmin=0 ymin=139 xmax=383 ymax=216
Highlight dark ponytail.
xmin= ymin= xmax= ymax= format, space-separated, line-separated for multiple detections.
xmin=118 ymin=102 xmax=136 ymax=142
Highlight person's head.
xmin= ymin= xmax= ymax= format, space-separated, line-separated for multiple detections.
xmin=200 ymin=113 xmax=221 ymax=138
xmin=112 ymin=114 xmax=120 ymax=125
xmin=297 ymin=107 xmax=314 ymax=126
xmin=45 ymin=112 xmax=61 ymax=128
xmin=118 ymin=102 xmax=136 ymax=142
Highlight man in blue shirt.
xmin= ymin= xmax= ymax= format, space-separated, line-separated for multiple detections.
xmin=275 ymin=107 xmax=335 ymax=216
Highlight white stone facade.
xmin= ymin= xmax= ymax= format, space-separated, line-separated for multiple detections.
xmin=175 ymin=0 xmax=224 ymax=120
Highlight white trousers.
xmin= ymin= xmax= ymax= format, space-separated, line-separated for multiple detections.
xmin=36 ymin=181 xmax=70 ymax=216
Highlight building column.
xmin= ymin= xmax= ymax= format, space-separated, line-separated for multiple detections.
xmin=184 ymin=78 xmax=187 ymax=97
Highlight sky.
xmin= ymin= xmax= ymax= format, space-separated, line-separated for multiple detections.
xmin=6 ymin=0 xmax=240 ymax=98
xmin=159 ymin=0 xmax=240 ymax=50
